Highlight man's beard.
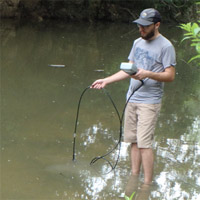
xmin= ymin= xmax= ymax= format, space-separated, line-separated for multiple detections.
xmin=142 ymin=29 xmax=155 ymax=40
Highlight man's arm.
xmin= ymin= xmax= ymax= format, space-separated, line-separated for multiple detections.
xmin=132 ymin=66 xmax=175 ymax=82
xmin=91 ymin=70 xmax=130 ymax=89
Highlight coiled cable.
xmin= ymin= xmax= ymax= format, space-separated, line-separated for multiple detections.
xmin=72 ymin=80 xmax=144 ymax=172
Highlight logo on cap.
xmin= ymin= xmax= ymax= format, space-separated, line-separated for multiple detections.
xmin=141 ymin=12 xmax=147 ymax=18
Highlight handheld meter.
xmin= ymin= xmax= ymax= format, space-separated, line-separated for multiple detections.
xmin=120 ymin=62 xmax=138 ymax=75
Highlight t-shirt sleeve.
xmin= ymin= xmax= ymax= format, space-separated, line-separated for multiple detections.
xmin=162 ymin=45 xmax=176 ymax=69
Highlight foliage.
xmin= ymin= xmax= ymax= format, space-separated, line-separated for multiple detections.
xmin=178 ymin=1 xmax=200 ymax=65
xmin=179 ymin=21 xmax=200 ymax=65
xmin=124 ymin=191 xmax=135 ymax=200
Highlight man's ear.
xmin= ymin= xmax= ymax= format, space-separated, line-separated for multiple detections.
xmin=155 ymin=22 xmax=160 ymax=29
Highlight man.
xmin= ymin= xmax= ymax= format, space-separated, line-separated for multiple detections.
xmin=91 ymin=8 xmax=176 ymax=185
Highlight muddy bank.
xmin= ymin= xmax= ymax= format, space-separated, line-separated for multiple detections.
xmin=0 ymin=0 xmax=199 ymax=23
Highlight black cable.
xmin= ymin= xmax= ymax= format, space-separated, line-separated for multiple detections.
xmin=72 ymin=80 xmax=144 ymax=172
xmin=72 ymin=86 xmax=120 ymax=162
xmin=90 ymin=80 xmax=144 ymax=171
xmin=72 ymin=86 xmax=90 ymax=161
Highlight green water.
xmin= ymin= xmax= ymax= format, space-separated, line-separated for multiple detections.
xmin=1 ymin=20 xmax=200 ymax=200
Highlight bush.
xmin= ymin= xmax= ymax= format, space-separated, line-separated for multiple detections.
xmin=179 ymin=2 xmax=200 ymax=65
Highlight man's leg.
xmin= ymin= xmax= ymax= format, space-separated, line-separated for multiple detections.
xmin=136 ymin=103 xmax=161 ymax=184
xmin=140 ymin=148 xmax=154 ymax=184
xmin=125 ymin=103 xmax=160 ymax=185
xmin=131 ymin=143 xmax=141 ymax=175
xmin=135 ymin=183 xmax=152 ymax=200
xmin=131 ymin=145 xmax=154 ymax=184
xmin=125 ymin=173 xmax=139 ymax=197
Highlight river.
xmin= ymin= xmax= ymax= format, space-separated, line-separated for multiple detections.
xmin=1 ymin=20 xmax=200 ymax=200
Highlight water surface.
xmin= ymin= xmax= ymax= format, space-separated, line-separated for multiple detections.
xmin=1 ymin=20 xmax=200 ymax=200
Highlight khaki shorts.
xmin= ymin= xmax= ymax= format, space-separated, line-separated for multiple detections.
xmin=124 ymin=103 xmax=161 ymax=148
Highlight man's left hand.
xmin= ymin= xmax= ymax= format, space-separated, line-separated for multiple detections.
xmin=131 ymin=68 xmax=149 ymax=80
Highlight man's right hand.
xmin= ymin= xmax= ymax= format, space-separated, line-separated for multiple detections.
xmin=90 ymin=79 xmax=108 ymax=89
xmin=90 ymin=70 xmax=130 ymax=89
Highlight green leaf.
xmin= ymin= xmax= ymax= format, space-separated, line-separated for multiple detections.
xmin=124 ymin=195 xmax=130 ymax=200
xmin=196 ymin=44 xmax=200 ymax=53
xmin=191 ymin=39 xmax=200 ymax=42
xmin=183 ymin=33 xmax=194 ymax=37
xmin=124 ymin=192 xmax=135 ymax=200
xmin=188 ymin=55 xmax=200 ymax=63
xmin=194 ymin=27 xmax=200 ymax=36
xmin=190 ymin=43 xmax=198 ymax=46
xmin=191 ymin=24 xmax=200 ymax=36
xmin=180 ymin=36 xmax=193 ymax=43
xmin=130 ymin=191 xmax=136 ymax=200
xmin=179 ymin=23 xmax=191 ymax=32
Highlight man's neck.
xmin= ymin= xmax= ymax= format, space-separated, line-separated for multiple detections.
xmin=149 ymin=31 xmax=160 ymax=41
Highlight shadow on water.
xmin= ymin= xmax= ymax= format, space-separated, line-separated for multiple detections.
xmin=1 ymin=20 xmax=200 ymax=199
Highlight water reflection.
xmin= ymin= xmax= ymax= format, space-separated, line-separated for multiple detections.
xmin=1 ymin=20 xmax=200 ymax=200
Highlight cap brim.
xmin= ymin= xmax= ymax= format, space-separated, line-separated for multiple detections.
xmin=133 ymin=18 xmax=153 ymax=26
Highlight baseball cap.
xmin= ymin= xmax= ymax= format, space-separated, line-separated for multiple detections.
xmin=133 ymin=8 xmax=161 ymax=26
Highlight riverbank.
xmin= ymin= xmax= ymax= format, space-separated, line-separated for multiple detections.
xmin=0 ymin=0 xmax=199 ymax=23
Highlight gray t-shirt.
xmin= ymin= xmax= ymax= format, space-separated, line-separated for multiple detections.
xmin=127 ymin=34 xmax=176 ymax=104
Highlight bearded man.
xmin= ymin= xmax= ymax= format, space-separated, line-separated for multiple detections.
xmin=91 ymin=8 xmax=176 ymax=185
